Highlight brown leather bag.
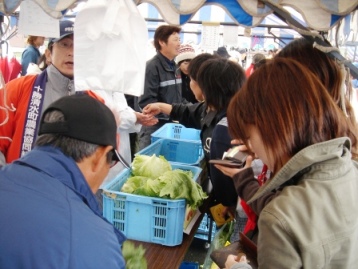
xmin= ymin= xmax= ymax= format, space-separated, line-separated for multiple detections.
xmin=210 ymin=232 xmax=258 ymax=269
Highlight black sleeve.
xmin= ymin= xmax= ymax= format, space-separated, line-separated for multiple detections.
xmin=210 ymin=122 xmax=239 ymax=207
xmin=170 ymin=102 xmax=204 ymax=129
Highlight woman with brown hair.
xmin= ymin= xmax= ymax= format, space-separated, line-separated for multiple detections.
xmin=276 ymin=38 xmax=358 ymax=157
xmin=220 ymin=58 xmax=358 ymax=268
xmin=223 ymin=37 xmax=358 ymax=244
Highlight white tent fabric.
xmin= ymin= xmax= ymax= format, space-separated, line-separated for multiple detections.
xmin=134 ymin=0 xmax=357 ymax=30
xmin=1 ymin=0 xmax=357 ymax=30
xmin=0 ymin=0 xmax=356 ymax=78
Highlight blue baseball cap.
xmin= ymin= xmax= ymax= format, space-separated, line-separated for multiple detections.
xmin=49 ymin=20 xmax=74 ymax=44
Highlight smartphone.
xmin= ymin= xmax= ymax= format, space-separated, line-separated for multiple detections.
xmin=209 ymin=159 xmax=246 ymax=168
xmin=209 ymin=147 xmax=249 ymax=168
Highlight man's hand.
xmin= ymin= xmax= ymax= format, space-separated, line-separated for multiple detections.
xmin=135 ymin=112 xmax=158 ymax=126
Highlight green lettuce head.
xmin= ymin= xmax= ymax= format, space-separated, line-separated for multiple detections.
xmin=131 ymin=154 xmax=172 ymax=179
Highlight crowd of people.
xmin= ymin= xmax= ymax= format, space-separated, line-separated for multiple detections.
xmin=1 ymin=18 xmax=358 ymax=269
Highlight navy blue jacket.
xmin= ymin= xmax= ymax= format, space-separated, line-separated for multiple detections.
xmin=210 ymin=117 xmax=239 ymax=207
xmin=170 ymin=102 xmax=227 ymax=193
xmin=0 ymin=146 xmax=126 ymax=269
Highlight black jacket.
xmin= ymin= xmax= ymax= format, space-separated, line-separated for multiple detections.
xmin=138 ymin=52 xmax=184 ymax=120
xmin=170 ymin=102 xmax=226 ymax=165
xmin=170 ymin=102 xmax=227 ymax=194
xmin=210 ymin=117 xmax=239 ymax=207
xmin=179 ymin=71 xmax=197 ymax=104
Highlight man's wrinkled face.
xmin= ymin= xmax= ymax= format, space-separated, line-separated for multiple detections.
xmin=160 ymin=33 xmax=181 ymax=60
xmin=46 ymin=35 xmax=74 ymax=78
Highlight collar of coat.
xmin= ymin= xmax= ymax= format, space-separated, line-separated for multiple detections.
xmin=248 ymin=137 xmax=352 ymax=203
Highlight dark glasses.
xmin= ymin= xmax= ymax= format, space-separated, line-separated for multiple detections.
xmin=111 ymin=149 xmax=130 ymax=169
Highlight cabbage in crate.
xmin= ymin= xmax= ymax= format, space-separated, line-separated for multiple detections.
xmin=121 ymin=154 xmax=208 ymax=209
xmin=131 ymin=154 xmax=172 ymax=178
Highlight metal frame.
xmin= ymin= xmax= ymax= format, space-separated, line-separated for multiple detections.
xmin=262 ymin=1 xmax=358 ymax=78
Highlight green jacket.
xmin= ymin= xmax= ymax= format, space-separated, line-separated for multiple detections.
xmin=250 ymin=137 xmax=358 ymax=268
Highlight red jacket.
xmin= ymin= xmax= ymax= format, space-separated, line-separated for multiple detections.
xmin=0 ymin=74 xmax=106 ymax=164
xmin=0 ymin=75 xmax=38 ymax=163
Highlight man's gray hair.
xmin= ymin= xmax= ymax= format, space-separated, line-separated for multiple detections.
xmin=35 ymin=109 xmax=99 ymax=162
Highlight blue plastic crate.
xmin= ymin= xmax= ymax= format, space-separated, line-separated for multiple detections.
xmin=136 ymin=138 xmax=204 ymax=166
xmin=180 ymin=262 xmax=200 ymax=269
xmin=194 ymin=213 xmax=217 ymax=242
xmin=102 ymin=164 xmax=202 ymax=246
xmin=151 ymin=123 xmax=201 ymax=143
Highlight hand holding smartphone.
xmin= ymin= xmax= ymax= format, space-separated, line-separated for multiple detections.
xmin=209 ymin=146 xmax=249 ymax=168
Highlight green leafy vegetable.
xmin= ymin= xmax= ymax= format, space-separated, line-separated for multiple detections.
xmin=203 ymin=221 xmax=235 ymax=268
xmin=121 ymin=155 xmax=208 ymax=209
xmin=122 ymin=241 xmax=147 ymax=269
xmin=131 ymin=154 xmax=171 ymax=178
xmin=121 ymin=176 xmax=149 ymax=194
xmin=122 ymin=176 xmax=164 ymax=197
xmin=158 ymin=169 xmax=208 ymax=209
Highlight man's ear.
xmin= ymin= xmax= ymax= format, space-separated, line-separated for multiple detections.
xmin=77 ymin=145 xmax=112 ymax=194
xmin=158 ymin=40 xmax=166 ymax=49
xmin=92 ymin=146 xmax=111 ymax=173
xmin=44 ymin=48 xmax=52 ymax=64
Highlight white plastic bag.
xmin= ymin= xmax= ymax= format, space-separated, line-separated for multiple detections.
xmin=74 ymin=0 xmax=147 ymax=96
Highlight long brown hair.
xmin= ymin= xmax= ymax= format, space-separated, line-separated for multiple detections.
xmin=277 ymin=38 xmax=358 ymax=155
xmin=228 ymin=58 xmax=355 ymax=172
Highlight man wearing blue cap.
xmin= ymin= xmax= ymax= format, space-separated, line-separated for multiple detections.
xmin=0 ymin=19 xmax=157 ymax=177
xmin=0 ymin=94 xmax=126 ymax=268
xmin=0 ymin=20 xmax=76 ymax=165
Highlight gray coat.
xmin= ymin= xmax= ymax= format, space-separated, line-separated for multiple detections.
xmin=248 ymin=138 xmax=358 ymax=268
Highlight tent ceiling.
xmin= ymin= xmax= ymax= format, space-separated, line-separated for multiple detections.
xmin=0 ymin=0 xmax=357 ymax=77
xmin=1 ymin=0 xmax=357 ymax=31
